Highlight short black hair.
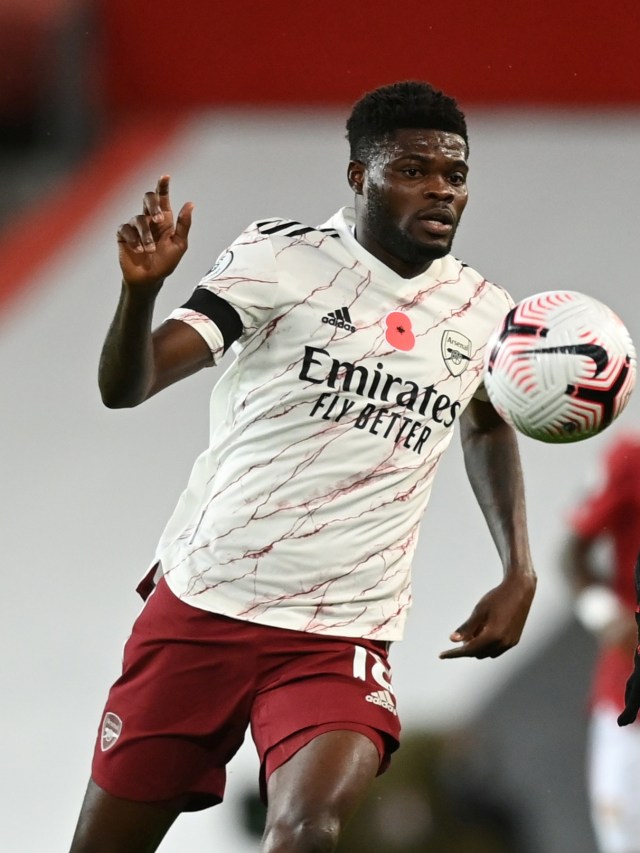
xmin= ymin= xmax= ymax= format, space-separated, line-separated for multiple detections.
xmin=346 ymin=80 xmax=468 ymax=163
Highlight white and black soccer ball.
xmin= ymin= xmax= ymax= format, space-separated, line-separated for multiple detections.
xmin=483 ymin=291 xmax=637 ymax=443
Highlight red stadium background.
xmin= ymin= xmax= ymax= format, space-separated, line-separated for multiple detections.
xmin=99 ymin=0 xmax=640 ymax=109
xmin=0 ymin=0 xmax=638 ymax=310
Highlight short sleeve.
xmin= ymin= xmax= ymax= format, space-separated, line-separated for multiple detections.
xmin=167 ymin=222 xmax=279 ymax=364
xmin=472 ymin=383 xmax=490 ymax=402
xmin=474 ymin=284 xmax=515 ymax=402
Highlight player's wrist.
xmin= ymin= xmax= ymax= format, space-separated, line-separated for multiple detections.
xmin=502 ymin=560 xmax=537 ymax=587
xmin=121 ymin=277 xmax=165 ymax=299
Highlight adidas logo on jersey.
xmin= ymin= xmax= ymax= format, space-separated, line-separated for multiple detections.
xmin=365 ymin=689 xmax=397 ymax=715
xmin=322 ymin=307 xmax=355 ymax=333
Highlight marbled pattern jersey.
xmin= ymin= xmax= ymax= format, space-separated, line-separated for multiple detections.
xmin=150 ymin=207 xmax=513 ymax=640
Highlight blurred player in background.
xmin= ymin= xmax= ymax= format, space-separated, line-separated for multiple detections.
xmin=69 ymin=80 xmax=536 ymax=853
xmin=563 ymin=433 xmax=640 ymax=853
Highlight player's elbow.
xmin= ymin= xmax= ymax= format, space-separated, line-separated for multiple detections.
xmin=99 ymin=383 xmax=146 ymax=409
xmin=101 ymin=395 xmax=134 ymax=409
xmin=101 ymin=395 xmax=136 ymax=409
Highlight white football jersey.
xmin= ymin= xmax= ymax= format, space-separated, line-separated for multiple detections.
xmin=150 ymin=207 xmax=514 ymax=640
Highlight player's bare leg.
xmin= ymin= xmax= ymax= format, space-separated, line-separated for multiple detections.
xmin=68 ymin=779 xmax=179 ymax=853
xmin=261 ymin=729 xmax=380 ymax=853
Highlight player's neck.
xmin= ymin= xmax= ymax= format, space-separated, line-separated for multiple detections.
xmin=353 ymin=227 xmax=435 ymax=279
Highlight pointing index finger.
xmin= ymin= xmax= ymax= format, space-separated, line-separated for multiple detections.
xmin=156 ymin=174 xmax=172 ymax=212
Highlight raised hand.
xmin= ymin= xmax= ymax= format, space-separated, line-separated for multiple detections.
xmin=116 ymin=175 xmax=193 ymax=289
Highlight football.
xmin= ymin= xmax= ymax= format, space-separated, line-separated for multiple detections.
xmin=483 ymin=291 xmax=637 ymax=443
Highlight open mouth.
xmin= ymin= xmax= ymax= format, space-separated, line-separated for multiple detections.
xmin=418 ymin=218 xmax=453 ymax=236
xmin=416 ymin=209 xmax=455 ymax=236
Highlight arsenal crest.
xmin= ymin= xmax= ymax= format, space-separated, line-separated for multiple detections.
xmin=441 ymin=330 xmax=472 ymax=376
xmin=100 ymin=712 xmax=123 ymax=752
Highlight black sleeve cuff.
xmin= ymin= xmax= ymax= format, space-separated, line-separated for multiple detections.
xmin=180 ymin=288 xmax=243 ymax=352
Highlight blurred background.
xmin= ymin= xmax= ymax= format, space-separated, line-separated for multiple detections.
xmin=1 ymin=1 xmax=639 ymax=850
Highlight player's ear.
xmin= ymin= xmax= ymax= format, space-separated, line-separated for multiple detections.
xmin=347 ymin=160 xmax=365 ymax=195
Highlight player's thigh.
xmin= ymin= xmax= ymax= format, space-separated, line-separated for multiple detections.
xmin=252 ymin=632 xmax=401 ymax=795
xmin=264 ymin=729 xmax=380 ymax=830
xmin=69 ymin=779 xmax=179 ymax=853
xmin=91 ymin=578 xmax=256 ymax=808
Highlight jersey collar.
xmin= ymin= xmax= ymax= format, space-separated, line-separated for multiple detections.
xmin=328 ymin=207 xmax=449 ymax=284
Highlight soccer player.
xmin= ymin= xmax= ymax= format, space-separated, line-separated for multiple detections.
xmin=563 ymin=434 xmax=640 ymax=853
xmin=69 ymin=81 xmax=537 ymax=853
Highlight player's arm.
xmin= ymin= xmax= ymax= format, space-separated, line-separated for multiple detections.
xmin=440 ymin=396 xmax=537 ymax=660
xmin=99 ymin=175 xmax=213 ymax=408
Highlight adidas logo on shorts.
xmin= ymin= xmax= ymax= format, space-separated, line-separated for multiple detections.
xmin=322 ymin=307 xmax=356 ymax=333
xmin=365 ymin=689 xmax=397 ymax=715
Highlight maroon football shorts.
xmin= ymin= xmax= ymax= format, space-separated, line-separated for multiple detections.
xmin=91 ymin=577 xmax=401 ymax=811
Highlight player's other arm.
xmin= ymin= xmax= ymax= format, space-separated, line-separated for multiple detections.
xmin=99 ymin=175 xmax=213 ymax=408
xmin=440 ymin=396 xmax=537 ymax=660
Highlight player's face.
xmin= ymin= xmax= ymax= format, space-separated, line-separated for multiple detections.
xmin=350 ymin=129 xmax=469 ymax=278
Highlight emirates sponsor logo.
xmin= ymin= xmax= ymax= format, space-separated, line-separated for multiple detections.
xmin=299 ymin=345 xmax=461 ymax=455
